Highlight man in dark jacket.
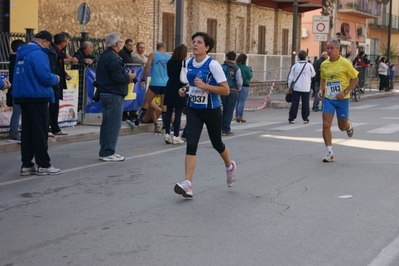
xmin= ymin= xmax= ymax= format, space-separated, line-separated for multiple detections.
xmin=96 ymin=33 xmax=136 ymax=162
xmin=12 ymin=30 xmax=61 ymax=176
xmin=118 ymin=39 xmax=134 ymax=63
xmin=48 ymin=33 xmax=71 ymax=136
xmin=118 ymin=38 xmax=135 ymax=121
xmin=312 ymin=51 xmax=328 ymax=112
xmin=73 ymin=41 xmax=97 ymax=65
xmin=221 ymin=51 xmax=243 ymax=135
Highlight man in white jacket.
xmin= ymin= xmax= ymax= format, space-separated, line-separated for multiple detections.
xmin=288 ymin=50 xmax=316 ymax=124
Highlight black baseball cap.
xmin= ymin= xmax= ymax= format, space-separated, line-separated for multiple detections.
xmin=35 ymin=30 xmax=53 ymax=42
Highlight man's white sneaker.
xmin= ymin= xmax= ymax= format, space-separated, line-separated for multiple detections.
xmin=21 ymin=166 xmax=37 ymax=176
xmin=172 ymin=136 xmax=184 ymax=145
xmin=37 ymin=166 xmax=61 ymax=176
xmin=322 ymin=152 xmax=335 ymax=163
xmin=99 ymin=154 xmax=125 ymax=162
xmin=226 ymin=161 xmax=237 ymax=187
xmin=165 ymin=133 xmax=172 ymax=144
xmin=174 ymin=181 xmax=193 ymax=198
xmin=346 ymin=120 xmax=354 ymax=138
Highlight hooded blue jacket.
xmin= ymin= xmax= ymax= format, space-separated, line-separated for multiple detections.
xmin=13 ymin=41 xmax=59 ymax=104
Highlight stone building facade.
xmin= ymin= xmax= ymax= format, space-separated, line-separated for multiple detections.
xmin=37 ymin=0 xmax=299 ymax=55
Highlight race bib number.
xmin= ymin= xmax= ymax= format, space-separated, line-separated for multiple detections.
xmin=326 ymin=81 xmax=342 ymax=98
xmin=188 ymin=86 xmax=208 ymax=105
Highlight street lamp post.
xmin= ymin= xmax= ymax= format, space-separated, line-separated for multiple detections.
xmin=387 ymin=0 xmax=392 ymax=62
xmin=291 ymin=0 xmax=298 ymax=66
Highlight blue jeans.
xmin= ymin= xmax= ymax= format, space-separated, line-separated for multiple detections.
xmin=221 ymin=90 xmax=238 ymax=133
xmin=235 ymin=86 xmax=249 ymax=118
xmin=288 ymin=90 xmax=310 ymax=122
xmin=312 ymin=82 xmax=320 ymax=111
xmin=99 ymin=94 xmax=124 ymax=157
xmin=9 ymin=102 xmax=21 ymax=133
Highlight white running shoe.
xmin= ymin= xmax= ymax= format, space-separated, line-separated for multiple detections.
xmin=37 ymin=166 xmax=61 ymax=176
xmin=165 ymin=133 xmax=172 ymax=144
xmin=172 ymin=136 xmax=184 ymax=145
xmin=21 ymin=166 xmax=37 ymax=176
xmin=99 ymin=154 xmax=125 ymax=162
xmin=322 ymin=152 xmax=335 ymax=163
xmin=226 ymin=161 xmax=237 ymax=187
xmin=174 ymin=181 xmax=193 ymax=198
xmin=346 ymin=119 xmax=354 ymax=138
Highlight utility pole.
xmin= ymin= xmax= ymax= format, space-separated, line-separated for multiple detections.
xmin=387 ymin=0 xmax=392 ymax=62
xmin=291 ymin=0 xmax=298 ymax=66
xmin=175 ymin=0 xmax=184 ymax=46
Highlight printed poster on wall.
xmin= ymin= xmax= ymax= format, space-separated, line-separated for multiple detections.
xmin=58 ymin=69 xmax=79 ymax=127
xmin=0 ymin=71 xmax=12 ymax=134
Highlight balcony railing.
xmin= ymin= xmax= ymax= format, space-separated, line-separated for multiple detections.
xmin=370 ymin=13 xmax=399 ymax=31
xmin=338 ymin=0 xmax=380 ymax=18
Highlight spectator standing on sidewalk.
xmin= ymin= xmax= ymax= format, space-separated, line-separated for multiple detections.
xmin=287 ymin=50 xmax=316 ymax=124
xmin=118 ymin=38 xmax=135 ymax=122
xmin=174 ymin=32 xmax=237 ymax=198
xmin=378 ymin=57 xmax=389 ymax=92
xmin=221 ymin=51 xmax=242 ymax=135
xmin=7 ymin=39 xmax=25 ymax=143
xmin=96 ymin=33 xmax=136 ymax=162
xmin=389 ymin=64 xmax=395 ymax=91
xmin=374 ymin=56 xmax=381 ymax=78
xmin=73 ymin=41 xmax=97 ymax=65
xmin=318 ymin=39 xmax=358 ymax=163
xmin=12 ymin=30 xmax=61 ymax=176
xmin=164 ymin=44 xmax=187 ymax=145
xmin=312 ymin=51 xmax=328 ymax=112
xmin=235 ymin=53 xmax=252 ymax=123
xmin=131 ymin=42 xmax=148 ymax=66
xmin=353 ymin=51 xmax=367 ymax=93
xmin=48 ymin=33 xmax=70 ymax=137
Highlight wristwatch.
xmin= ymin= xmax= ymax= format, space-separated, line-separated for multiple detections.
xmin=344 ymin=90 xmax=349 ymax=95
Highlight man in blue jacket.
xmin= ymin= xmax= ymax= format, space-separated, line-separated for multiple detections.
xmin=12 ymin=30 xmax=61 ymax=176
xmin=96 ymin=33 xmax=136 ymax=162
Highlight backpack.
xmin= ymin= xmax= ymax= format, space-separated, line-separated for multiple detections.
xmin=222 ymin=64 xmax=238 ymax=89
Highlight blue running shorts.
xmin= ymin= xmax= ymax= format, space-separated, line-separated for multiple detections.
xmin=149 ymin=85 xmax=166 ymax=95
xmin=322 ymin=98 xmax=350 ymax=119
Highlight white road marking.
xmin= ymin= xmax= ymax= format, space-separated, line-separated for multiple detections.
xmin=368 ymin=234 xmax=399 ymax=266
xmin=231 ymin=121 xmax=281 ymax=130
xmin=380 ymin=117 xmax=399 ymax=120
xmin=261 ymin=135 xmax=399 ymax=151
xmin=368 ymin=124 xmax=399 ymax=134
xmin=0 ymin=131 xmax=262 ymax=187
xmin=315 ymin=123 xmax=367 ymax=132
xmin=380 ymin=105 xmax=399 ymax=110
xmin=271 ymin=122 xmax=322 ymax=131
xmin=351 ymin=104 xmax=379 ymax=110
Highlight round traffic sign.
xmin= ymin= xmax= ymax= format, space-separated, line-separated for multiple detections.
xmin=316 ymin=23 xmax=325 ymax=32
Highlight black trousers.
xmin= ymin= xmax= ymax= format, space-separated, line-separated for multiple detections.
xmin=49 ymin=99 xmax=61 ymax=133
xmin=20 ymin=102 xmax=51 ymax=168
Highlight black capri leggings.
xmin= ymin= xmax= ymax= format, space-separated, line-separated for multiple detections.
xmin=185 ymin=106 xmax=226 ymax=155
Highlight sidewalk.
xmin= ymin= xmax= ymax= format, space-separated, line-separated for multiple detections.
xmin=1 ymin=86 xmax=398 ymax=153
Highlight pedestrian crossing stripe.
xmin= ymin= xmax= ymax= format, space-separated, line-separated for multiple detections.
xmin=380 ymin=105 xmax=399 ymax=110
xmin=367 ymin=124 xmax=399 ymax=134
xmin=351 ymin=104 xmax=379 ymax=110
xmin=315 ymin=123 xmax=367 ymax=132
xmin=261 ymin=135 xmax=399 ymax=151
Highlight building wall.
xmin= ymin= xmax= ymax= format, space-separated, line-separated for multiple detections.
xmin=10 ymin=0 xmax=38 ymax=32
xmin=23 ymin=0 xmax=299 ymax=56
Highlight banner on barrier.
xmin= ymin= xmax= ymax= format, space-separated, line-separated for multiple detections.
xmin=58 ymin=70 xmax=79 ymax=127
xmin=84 ymin=66 xmax=147 ymax=114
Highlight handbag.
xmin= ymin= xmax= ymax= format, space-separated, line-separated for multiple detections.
xmin=285 ymin=62 xmax=307 ymax=103
xmin=180 ymin=60 xmax=188 ymax=84
xmin=285 ymin=93 xmax=292 ymax=103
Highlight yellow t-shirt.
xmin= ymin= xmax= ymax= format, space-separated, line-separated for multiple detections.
xmin=320 ymin=56 xmax=359 ymax=99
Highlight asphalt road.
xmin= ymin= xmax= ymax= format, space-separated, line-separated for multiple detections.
xmin=1 ymin=96 xmax=399 ymax=266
